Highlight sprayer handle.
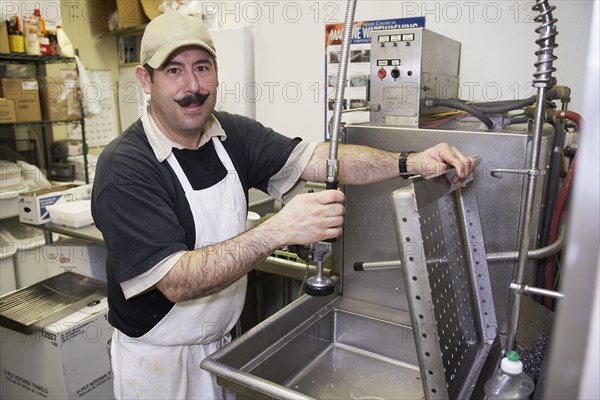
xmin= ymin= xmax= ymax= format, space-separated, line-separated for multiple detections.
xmin=325 ymin=182 xmax=338 ymax=243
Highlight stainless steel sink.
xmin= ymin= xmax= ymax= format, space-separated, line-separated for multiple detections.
xmin=201 ymin=289 xmax=424 ymax=400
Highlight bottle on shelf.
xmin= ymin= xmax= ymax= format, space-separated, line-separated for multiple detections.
xmin=7 ymin=16 xmax=25 ymax=53
xmin=34 ymin=9 xmax=46 ymax=36
xmin=46 ymin=24 xmax=58 ymax=55
xmin=56 ymin=25 xmax=75 ymax=57
xmin=24 ymin=12 xmax=41 ymax=55
xmin=40 ymin=38 xmax=50 ymax=55
xmin=484 ymin=351 xmax=535 ymax=400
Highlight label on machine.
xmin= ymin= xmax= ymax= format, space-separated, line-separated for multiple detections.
xmin=377 ymin=59 xmax=401 ymax=66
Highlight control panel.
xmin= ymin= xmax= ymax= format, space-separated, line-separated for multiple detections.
xmin=369 ymin=28 xmax=461 ymax=127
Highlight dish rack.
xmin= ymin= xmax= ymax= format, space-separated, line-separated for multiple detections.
xmin=390 ymin=173 xmax=498 ymax=399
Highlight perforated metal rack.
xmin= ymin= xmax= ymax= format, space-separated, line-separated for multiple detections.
xmin=390 ymin=173 xmax=498 ymax=399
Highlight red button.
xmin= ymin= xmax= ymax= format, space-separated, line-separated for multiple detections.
xmin=377 ymin=68 xmax=387 ymax=79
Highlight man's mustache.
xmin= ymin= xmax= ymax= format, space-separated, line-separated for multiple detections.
xmin=175 ymin=92 xmax=212 ymax=107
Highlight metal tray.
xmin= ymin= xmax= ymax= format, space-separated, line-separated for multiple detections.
xmin=390 ymin=173 xmax=498 ymax=399
xmin=0 ymin=272 xmax=107 ymax=334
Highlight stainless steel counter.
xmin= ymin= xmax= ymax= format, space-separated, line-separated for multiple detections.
xmin=38 ymin=223 xmax=104 ymax=244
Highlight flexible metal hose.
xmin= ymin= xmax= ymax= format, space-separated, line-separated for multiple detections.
xmin=533 ymin=2 xmax=559 ymax=88
xmin=327 ymin=0 xmax=357 ymax=189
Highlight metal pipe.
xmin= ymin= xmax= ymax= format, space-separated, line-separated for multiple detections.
xmin=487 ymin=223 xmax=566 ymax=262
xmin=505 ymin=0 xmax=558 ymax=353
xmin=510 ymin=283 xmax=564 ymax=299
xmin=327 ymin=0 xmax=357 ymax=189
xmin=355 ymin=225 xmax=565 ymax=271
xmin=353 ymin=260 xmax=403 ymax=271
xmin=505 ymin=90 xmax=547 ymax=353
xmin=490 ymin=168 xmax=544 ymax=178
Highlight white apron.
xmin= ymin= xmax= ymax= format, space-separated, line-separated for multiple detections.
xmin=111 ymin=137 xmax=248 ymax=399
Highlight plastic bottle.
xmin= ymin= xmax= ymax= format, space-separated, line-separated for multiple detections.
xmin=56 ymin=25 xmax=75 ymax=57
xmin=484 ymin=351 xmax=535 ymax=400
xmin=24 ymin=15 xmax=41 ymax=55
xmin=33 ymin=9 xmax=46 ymax=37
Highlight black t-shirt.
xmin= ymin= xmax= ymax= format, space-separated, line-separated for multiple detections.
xmin=92 ymin=111 xmax=301 ymax=337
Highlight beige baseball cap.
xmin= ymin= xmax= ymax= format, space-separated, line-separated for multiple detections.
xmin=140 ymin=11 xmax=217 ymax=68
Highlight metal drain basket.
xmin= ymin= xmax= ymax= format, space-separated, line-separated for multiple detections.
xmin=390 ymin=173 xmax=497 ymax=399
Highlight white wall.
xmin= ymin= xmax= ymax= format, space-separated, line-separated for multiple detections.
xmin=208 ymin=0 xmax=595 ymax=142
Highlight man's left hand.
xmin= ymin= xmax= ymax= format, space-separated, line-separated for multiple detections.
xmin=407 ymin=143 xmax=478 ymax=186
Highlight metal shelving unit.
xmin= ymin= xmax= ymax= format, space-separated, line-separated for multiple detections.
xmin=0 ymin=52 xmax=89 ymax=183
xmin=0 ymin=53 xmax=76 ymax=64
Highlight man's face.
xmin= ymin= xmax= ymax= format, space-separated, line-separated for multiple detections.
xmin=138 ymin=46 xmax=219 ymax=145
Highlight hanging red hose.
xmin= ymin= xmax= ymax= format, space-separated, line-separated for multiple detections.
xmin=557 ymin=110 xmax=582 ymax=126
xmin=543 ymin=111 xmax=583 ymax=309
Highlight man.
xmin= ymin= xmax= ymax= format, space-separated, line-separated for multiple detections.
xmin=91 ymin=11 xmax=475 ymax=400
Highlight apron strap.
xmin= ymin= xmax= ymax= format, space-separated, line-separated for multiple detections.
xmin=166 ymin=152 xmax=194 ymax=194
xmin=211 ymin=137 xmax=235 ymax=172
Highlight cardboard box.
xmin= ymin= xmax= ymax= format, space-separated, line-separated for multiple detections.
xmin=18 ymin=184 xmax=92 ymax=225
xmin=0 ymin=98 xmax=17 ymax=123
xmin=0 ymin=232 xmax=17 ymax=296
xmin=45 ymin=239 xmax=108 ymax=283
xmin=0 ymin=297 xmax=114 ymax=399
xmin=88 ymin=0 xmax=153 ymax=32
xmin=1 ymin=79 xmax=42 ymax=122
xmin=0 ymin=21 xmax=9 ymax=53
xmin=117 ymin=0 xmax=151 ymax=28
xmin=38 ymin=77 xmax=82 ymax=121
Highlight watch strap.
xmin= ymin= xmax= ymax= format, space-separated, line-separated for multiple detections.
xmin=398 ymin=151 xmax=415 ymax=179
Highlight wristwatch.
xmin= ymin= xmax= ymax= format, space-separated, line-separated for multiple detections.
xmin=398 ymin=151 xmax=415 ymax=179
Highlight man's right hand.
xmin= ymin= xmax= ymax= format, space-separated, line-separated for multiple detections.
xmin=262 ymin=190 xmax=345 ymax=246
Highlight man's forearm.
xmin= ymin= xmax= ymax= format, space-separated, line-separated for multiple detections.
xmin=156 ymin=226 xmax=284 ymax=303
xmin=302 ymin=142 xmax=407 ymax=185
xmin=302 ymin=142 xmax=475 ymax=185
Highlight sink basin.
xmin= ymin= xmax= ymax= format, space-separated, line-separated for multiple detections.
xmin=202 ymin=291 xmax=425 ymax=399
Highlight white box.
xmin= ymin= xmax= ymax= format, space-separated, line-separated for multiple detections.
xmin=0 ymin=219 xmax=52 ymax=289
xmin=1 ymin=160 xmax=29 ymax=220
xmin=44 ymin=239 xmax=107 ymax=283
xmin=0 ymin=297 xmax=114 ymax=399
xmin=18 ymin=184 xmax=92 ymax=225
xmin=47 ymin=200 xmax=94 ymax=228
xmin=0 ymin=232 xmax=17 ymax=295
xmin=0 ymin=183 xmax=29 ymax=220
